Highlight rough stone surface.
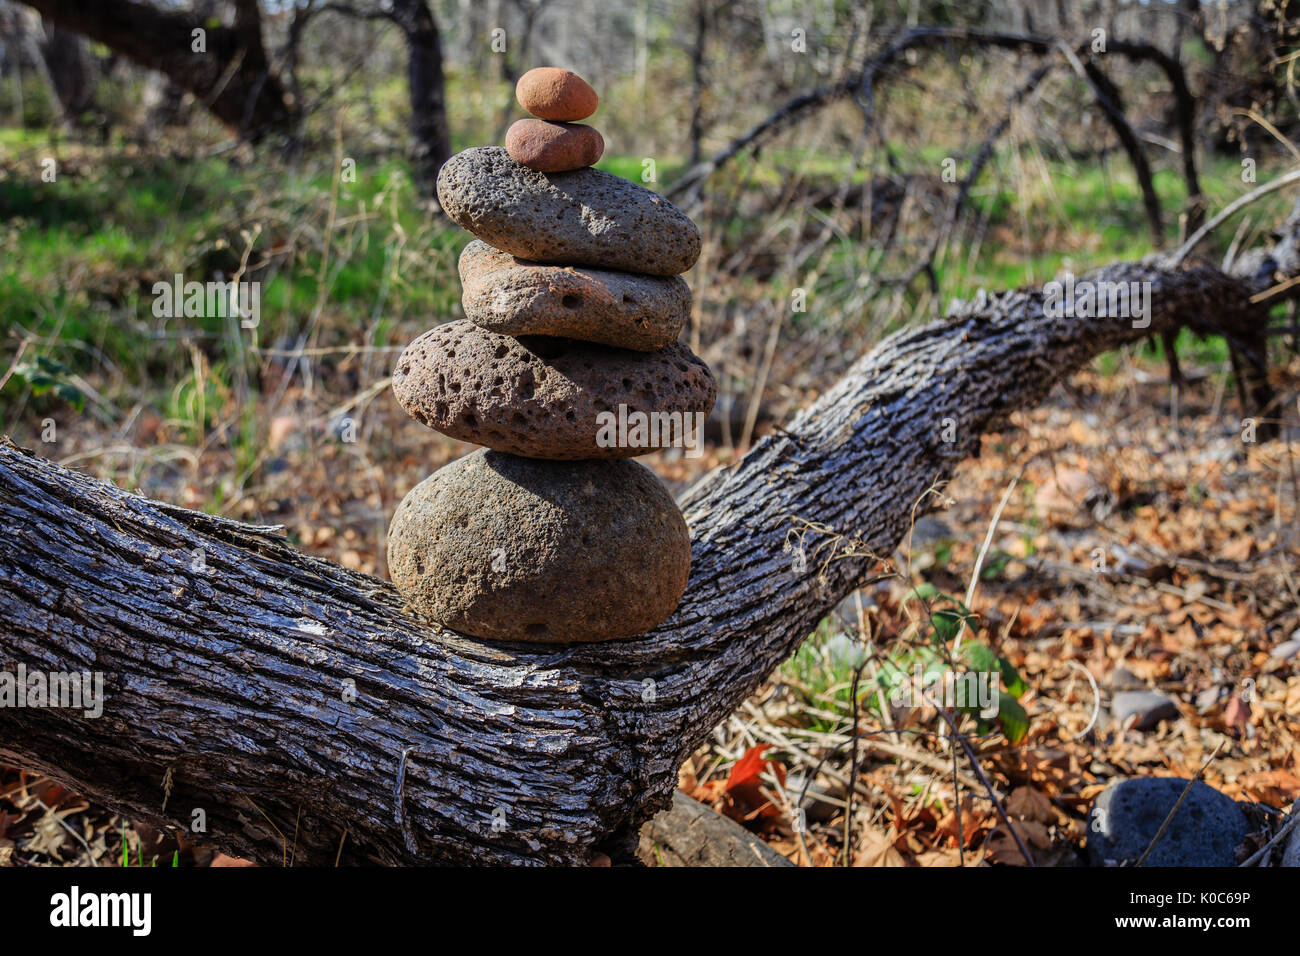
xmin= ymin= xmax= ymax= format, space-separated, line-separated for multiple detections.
xmin=459 ymin=240 xmax=689 ymax=351
xmin=392 ymin=320 xmax=717 ymax=459
xmin=1112 ymin=690 xmax=1181 ymax=730
xmin=515 ymin=67 xmax=598 ymax=121
xmin=1087 ymin=778 xmax=1250 ymax=866
xmin=436 ymin=147 xmax=701 ymax=275
xmin=387 ymin=450 xmax=690 ymax=643
xmin=505 ymin=119 xmax=604 ymax=172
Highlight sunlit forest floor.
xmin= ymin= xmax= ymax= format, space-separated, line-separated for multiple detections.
xmin=2 ymin=132 xmax=1298 ymax=865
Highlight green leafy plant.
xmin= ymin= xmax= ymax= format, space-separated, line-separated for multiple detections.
xmin=9 ymin=356 xmax=85 ymax=412
xmin=867 ymin=583 xmax=1031 ymax=744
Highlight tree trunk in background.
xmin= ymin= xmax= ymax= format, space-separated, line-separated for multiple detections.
xmin=17 ymin=0 xmax=296 ymax=141
xmin=687 ymin=0 xmax=710 ymax=167
xmin=2 ymin=197 xmax=1297 ymax=864
xmin=36 ymin=21 xmax=99 ymax=128
xmin=391 ymin=0 xmax=452 ymax=197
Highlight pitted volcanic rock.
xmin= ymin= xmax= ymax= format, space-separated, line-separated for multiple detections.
xmin=459 ymin=240 xmax=689 ymax=351
xmin=392 ymin=320 xmax=716 ymax=459
xmin=436 ymin=147 xmax=701 ymax=276
xmin=387 ymin=449 xmax=690 ymax=643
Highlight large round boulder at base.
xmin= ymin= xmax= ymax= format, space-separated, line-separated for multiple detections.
xmin=459 ymin=240 xmax=690 ymax=351
xmin=436 ymin=147 xmax=702 ymax=276
xmin=392 ymin=320 xmax=717 ymax=459
xmin=387 ymin=450 xmax=690 ymax=643
xmin=1086 ymin=778 xmax=1250 ymax=866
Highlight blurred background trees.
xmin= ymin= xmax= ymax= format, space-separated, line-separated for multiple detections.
xmin=1 ymin=0 xmax=1299 ymax=523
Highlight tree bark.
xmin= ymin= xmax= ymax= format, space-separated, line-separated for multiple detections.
xmin=390 ymin=0 xmax=452 ymax=197
xmin=17 ymin=0 xmax=296 ymax=141
xmin=1 ymin=205 xmax=1296 ymax=865
xmin=35 ymin=20 xmax=99 ymax=128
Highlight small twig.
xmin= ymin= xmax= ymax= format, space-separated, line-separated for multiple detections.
xmin=958 ymin=468 xmax=1025 ymax=655
xmin=1239 ymin=797 xmax=1300 ymax=866
xmin=935 ymin=707 xmax=1035 ymax=866
xmin=1135 ymin=740 xmax=1225 ymax=867
xmin=1172 ymin=168 xmax=1300 ymax=265
xmin=239 ymin=791 xmax=287 ymax=868
xmin=844 ymin=664 xmax=863 ymax=866
xmin=0 ymin=338 xmax=31 ymax=391
xmin=33 ymin=798 xmax=96 ymax=866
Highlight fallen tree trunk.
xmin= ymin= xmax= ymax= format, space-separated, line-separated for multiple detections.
xmin=1 ymin=205 xmax=1297 ymax=865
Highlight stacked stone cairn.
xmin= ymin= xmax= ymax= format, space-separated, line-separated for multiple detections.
xmin=387 ymin=67 xmax=717 ymax=643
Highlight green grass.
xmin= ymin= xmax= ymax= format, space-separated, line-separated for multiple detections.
xmin=0 ymin=145 xmax=466 ymax=429
xmin=0 ymin=131 xmax=1287 ymax=433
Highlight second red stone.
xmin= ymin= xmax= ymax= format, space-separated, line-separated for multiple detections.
xmin=505 ymin=119 xmax=604 ymax=173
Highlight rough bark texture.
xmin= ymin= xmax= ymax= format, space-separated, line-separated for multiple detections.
xmin=1 ymin=210 xmax=1296 ymax=864
xmin=18 ymin=0 xmax=295 ymax=140
xmin=390 ymin=0 xmax=452 ymax=196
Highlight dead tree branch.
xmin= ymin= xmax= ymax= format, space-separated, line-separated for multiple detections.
xmin=2 ymin=197 xmax=1299 ymax=866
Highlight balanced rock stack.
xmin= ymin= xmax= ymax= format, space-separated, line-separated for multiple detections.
xmin=387 ymin=67 xmax=717 ymax=644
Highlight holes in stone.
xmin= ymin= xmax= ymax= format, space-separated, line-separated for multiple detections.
xmin=622 ymin=294 xmax=636 ymax=306
xmin=494 ymin=344 xmax=509 ymax=359
xmin=464 ymin=413 xmax=478 ymax=428
xmin=512 ymin=412 xmax=527 ymax=425
xmin=565 ymin=410 xmax=576 ymax=422
xmin=434 ymin=401 xmax=449 ymax=419
xmin=561 ymin=294 xmax=582 ymax=309
xmin=519 ymin=335 xmax=569 ymax=359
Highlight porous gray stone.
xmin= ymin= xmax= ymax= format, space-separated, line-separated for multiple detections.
xmin=387 ymin=450 xmax=690 ymax=643
xmin=436 ymin=147 xmax=701 ymax=276
xmin=392 ymin=320 xmax=717 ymax=459
xmin=459 ymin=240 xmax=690 ymax=351
xmin=1087 ymin=778 xmax=1250 ymax=866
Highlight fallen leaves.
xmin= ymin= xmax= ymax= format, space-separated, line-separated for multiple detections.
xmin=691 ymin=362 xmax=1299 ymax=866
xmin=690 ymin=744 xmax=788 ymax=829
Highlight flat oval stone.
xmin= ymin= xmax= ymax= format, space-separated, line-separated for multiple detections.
xmin=505 ymin=118 xmax=604 ymax=172
xmin=388 ymin=450 xmax=690 ymax=643
xmin=392 ymin=320 xmax=716 ymax=459
xmin=436 ymin=147 xmax=701 ymax=276
xmin=459 ymin=240 xmax=689 ymax=351
xmin=515 ymin=67 xmax=598 ymax=121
